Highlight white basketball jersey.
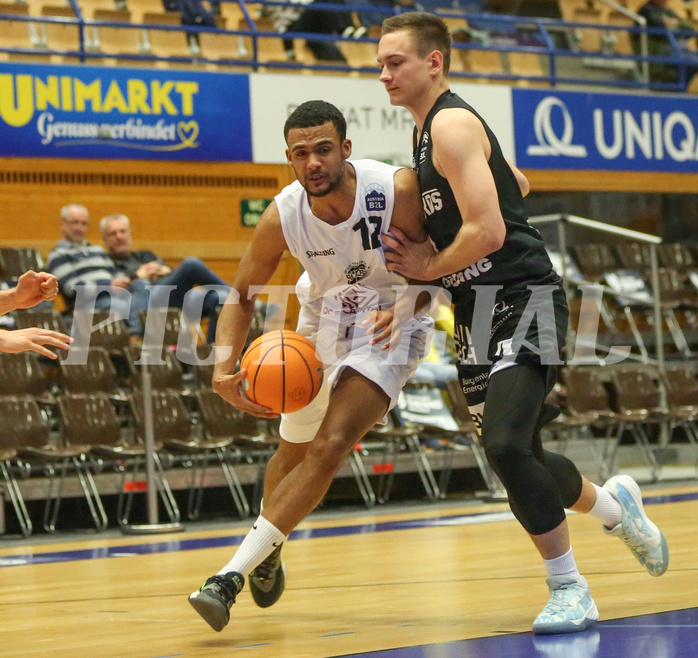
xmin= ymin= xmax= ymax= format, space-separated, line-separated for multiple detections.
xmin=277 ymin=159 xmax=408 ymax=330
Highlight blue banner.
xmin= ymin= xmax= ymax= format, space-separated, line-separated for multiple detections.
xmin=0 ymin=63 xmax=251 ymax=161
xmin=513 ymin=88 xmax=698 ymax=173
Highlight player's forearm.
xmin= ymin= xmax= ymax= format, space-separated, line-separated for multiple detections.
xmin=425 ymin=222 xmax=503 ymax=280
xmin=0 ymin=329 xmax=13 ymax=351
xmin=213 ymin=290 xmax=256 ymax=378
xmin=0 ymin=288 xmax=19 ymax=315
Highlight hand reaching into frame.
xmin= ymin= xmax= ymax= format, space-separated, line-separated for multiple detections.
xmin=0 ymin=327 xmax=73 ymax=359
xmin=12 ymin=271 xmax=60 ymax=309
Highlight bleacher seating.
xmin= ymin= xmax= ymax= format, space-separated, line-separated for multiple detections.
xmin=41 ymin=5 xmax=82 ymax=63
xmin=91 ymin=9 xmax=146 ymax=60
xmin=142 ymin=11 xmax=196 ymax=64
xmin=1 ymin=0 xmax=697 ymax=90
xmin=79 ymin=0 xmax=119 ymax=18
xmin=0 ymin=3 xmax=35 ymax=61
xmin=238 ymin=16 xmax=288 ymax=67
xmin=124 ymin=0 xmax=173 ymax=24
xmin=197 ymin=14 xmax=251 ymax=70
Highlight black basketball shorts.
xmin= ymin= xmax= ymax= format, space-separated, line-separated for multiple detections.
xmin=452 ymin=283 xmax=569 ymax=433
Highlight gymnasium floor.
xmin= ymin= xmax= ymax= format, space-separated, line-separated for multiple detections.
xmin=0 ymin=480 xmax=696 ymax=657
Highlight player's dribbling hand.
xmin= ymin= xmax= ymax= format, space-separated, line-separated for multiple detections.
xmin=212 ymin=370 xmax=279 ymax=418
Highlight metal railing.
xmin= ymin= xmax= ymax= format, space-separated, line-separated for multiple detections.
xmin=529 ymin=213 xmax=665 ymax=371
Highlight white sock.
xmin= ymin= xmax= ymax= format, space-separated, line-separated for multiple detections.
xmin=217 ymin=515 xmax=287 ymax=578
xmin=587 ymin=484 xmax=622 ymax=529
xmin=544 ymin=547 xmax=580 ymax=577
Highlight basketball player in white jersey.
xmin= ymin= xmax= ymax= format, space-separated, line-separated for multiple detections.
xmin=189 ymin=100 xmax=434 ymax=632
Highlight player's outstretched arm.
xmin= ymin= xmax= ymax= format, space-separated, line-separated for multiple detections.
xmin=213 ymin=202 xmax=288 ymax=418
xmin=0 ymin=327 xmax=72 ymax=359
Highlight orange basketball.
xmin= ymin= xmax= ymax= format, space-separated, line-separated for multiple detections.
xmin=240 ymin=330 xmax=324 ymax=414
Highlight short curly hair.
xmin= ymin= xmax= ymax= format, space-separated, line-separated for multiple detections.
xmin=283 ymin=100 xmax=347 ymax=143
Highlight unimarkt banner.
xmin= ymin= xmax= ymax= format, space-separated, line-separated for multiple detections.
xmin=0 ymin=63 xmax=252 ymax=161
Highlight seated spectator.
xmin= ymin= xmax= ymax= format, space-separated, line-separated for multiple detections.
xmin=637 ymin=0 xmax=698 ymax=87
xmin=0 ymin=270 xmax=72 ymax=358
xmin=100 ymin=213 xmax=229 ymax=343
xmin=269 ymin=0 xmax=352 ymax=62
xmin=163 ymin=0 xmax=217 ymax=27
xmin=46 ymin=203 xmax=145 ymax=338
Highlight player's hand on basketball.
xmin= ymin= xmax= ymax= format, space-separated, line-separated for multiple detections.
xmin=382 ymin=227 xmax=436 ymax=281
xmin=362 ymin=309 xmax=402 ymax=352
xmin=212 ymin=370 xmax=279 ymax=418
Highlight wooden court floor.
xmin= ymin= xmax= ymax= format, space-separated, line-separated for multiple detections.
xmin=0 ymin=482 xmax=696 ymax=657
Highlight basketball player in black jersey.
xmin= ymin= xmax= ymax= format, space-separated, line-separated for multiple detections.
xmin=377 ymin=12 xmax=669 ymax=635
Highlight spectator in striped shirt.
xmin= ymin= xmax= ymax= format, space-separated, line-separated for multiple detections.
xmin=46 ymin=203 xmax=145 ymax=336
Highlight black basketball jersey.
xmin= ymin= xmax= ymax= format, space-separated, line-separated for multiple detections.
xmin=414 ymin=91 xmax=557 ymax=301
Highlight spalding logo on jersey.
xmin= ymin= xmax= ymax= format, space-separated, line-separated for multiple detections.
xmin=364 ymin=184 xmax=386 ymax=212
xmin=345 ymin=260 xmax=369 ymax=284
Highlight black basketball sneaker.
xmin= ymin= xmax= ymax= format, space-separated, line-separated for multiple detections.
xmin=189 ymin=571 xmax=244 ymax=632
xmin=249 ymin=544 xmax=287 ymax=608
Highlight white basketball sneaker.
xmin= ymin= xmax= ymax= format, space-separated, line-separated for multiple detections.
xmin=532 ymin=574 xmax=599 ymax=635
xmin=602 ymin=474 xmax=669 ymax=576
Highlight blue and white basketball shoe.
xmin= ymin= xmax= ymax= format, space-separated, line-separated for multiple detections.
xmin=533 ymin=574 xmax=599 ymax=635
xmin=602 ymin=474 xmax=669 ymax=576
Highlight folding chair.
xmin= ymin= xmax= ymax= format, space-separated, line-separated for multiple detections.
xmin=195 ymin=386 xmax=280 ymax=512
xmin=0 ymin=351 xmax=53 ymax=400
xmin=660 ymin=367 xmax=698 ymax=475
xmin=13 ymin=309 xmax=68 ymax=334
xmin=70 ymin=310 xmax=130 ymax=355
xmin=444 ymin=378 xmax=506 ymax=497
xmin=0 ymin=394 xmax=105 ymax=534
xmin=559 ymin=367 xmax=620 ymax=481
xmin=608 ymin=367 xmax=668 ymax=481
xmin=162 ymin=388 xmax=251 ymax=519
xmin=368 ymin=385 xmax=446 ymax=502
xmin=60 ymin=392 xmax=180 ymax=527
xmin=0 ymin=247 xmax=45 ymax=283
xmin=59 ymin=346 xmax=122 ymax=395
xmin=124 ymin=345 xmax=185 ymax=391
xmin=603 ymin=269 xmax=656 ymax=361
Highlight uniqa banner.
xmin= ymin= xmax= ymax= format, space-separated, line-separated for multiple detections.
xmin=513 ymin=88 xmax=698 ymax=173
xmin=0 ymin=63 xmax=252 ymax=161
